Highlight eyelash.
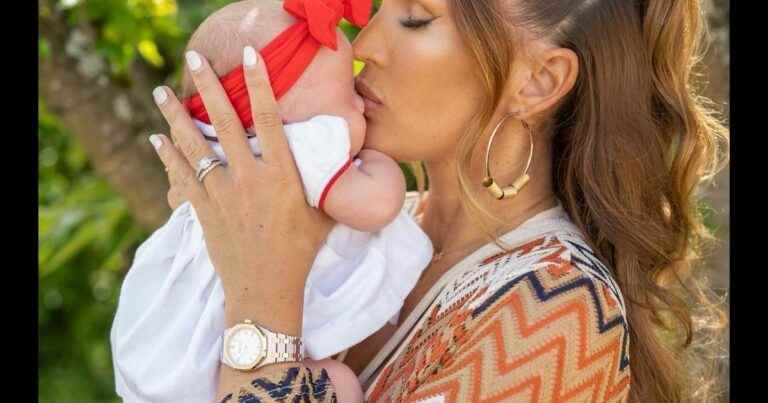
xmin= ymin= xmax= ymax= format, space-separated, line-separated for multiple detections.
xmin=400 ymin=16 xmax=434 ymax=29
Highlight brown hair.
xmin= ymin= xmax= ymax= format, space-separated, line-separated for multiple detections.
xmin=410 ymin=0 xmax=729 ymax=401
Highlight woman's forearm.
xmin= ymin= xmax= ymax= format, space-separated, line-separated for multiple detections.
xmin=217 ymin=254 xmax=321 ymax=400
xmin=220 ymin=224 xmax=324 ymax=334
xmin=152 ymin=49 xmax=339 ymax=403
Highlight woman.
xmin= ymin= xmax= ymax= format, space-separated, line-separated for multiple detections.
xmin=149 ymin=0 xmax=727 ymax=401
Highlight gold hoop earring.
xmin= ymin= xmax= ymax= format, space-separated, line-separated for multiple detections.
xmin=481 ymin=114 xmax=534 ymax=200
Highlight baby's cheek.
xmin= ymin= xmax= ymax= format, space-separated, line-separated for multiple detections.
xmin=348 ymin=111 xmax=367 ymax=157
xmin=354 ymin=91 xmax=365 ymax=115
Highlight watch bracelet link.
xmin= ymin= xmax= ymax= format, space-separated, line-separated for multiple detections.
xmin=264 ymin=330 xmax=304 ymax=365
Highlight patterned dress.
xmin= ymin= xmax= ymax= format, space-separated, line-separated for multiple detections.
xmin=222 ymin=196 xmax=631 ymax=403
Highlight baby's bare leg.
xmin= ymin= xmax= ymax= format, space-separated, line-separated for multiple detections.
xmin=303 ymin=358 xmax=364 ymax=403
xmin=322 ymin=149 xmax=406 ymax=233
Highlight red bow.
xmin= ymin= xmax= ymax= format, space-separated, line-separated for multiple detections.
xmin=184 ymin=0 xmax=371 ymax=129
xmin=284 ymin=0 xmax=371 ymax=50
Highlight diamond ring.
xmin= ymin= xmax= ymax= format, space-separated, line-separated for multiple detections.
xmin=195 ymin=156 xmax=224 ymax=182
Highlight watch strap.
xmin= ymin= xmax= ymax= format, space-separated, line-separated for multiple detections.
xmin=261 ymin=330 xmax=304 ymax=366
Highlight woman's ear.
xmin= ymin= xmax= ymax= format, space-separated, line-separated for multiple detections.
xmin=503 ymin=46 xmax=579 ymax=120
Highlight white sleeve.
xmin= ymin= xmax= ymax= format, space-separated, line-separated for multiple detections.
xmin=302 ymin=210 xmax=434 ymax=359
xmin=194 ymin=116 xmax=352 ymax=209
xmin=282 ymin=115 xmax=352 ymax=208
xmin=110 ymin=202 xmax=224 ymax=402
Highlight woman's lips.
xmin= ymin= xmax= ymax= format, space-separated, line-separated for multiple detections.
xmin=355 ymin=79 xmax=384 ymax=113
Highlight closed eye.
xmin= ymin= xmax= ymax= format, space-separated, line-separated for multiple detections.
xmin=400 ymin=16 xmax=435 ymax=29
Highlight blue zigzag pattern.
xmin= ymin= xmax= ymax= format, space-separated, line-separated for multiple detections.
xmin=472 ymin=258 xmax=631 ymax=371
xmin=565 ymin=240 xmax=626 ymax=313
xmin=220 ymin=367 xmax=336 ymax=403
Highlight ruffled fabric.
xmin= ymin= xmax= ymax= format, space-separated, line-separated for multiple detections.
xmin=111 ymin=202 xmax=225 ymax=402
xmin=303 ymin=209 xmax=432 ymax=359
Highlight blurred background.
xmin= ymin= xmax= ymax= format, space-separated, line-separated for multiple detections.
xmin=38 ymin=1 xmax=730 ymax=402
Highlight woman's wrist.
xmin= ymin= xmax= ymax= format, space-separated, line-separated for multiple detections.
xmin=220 ymin=244 xmax=319 ymax=335
xmin=224 ymin=282 xmax=305 ymax=336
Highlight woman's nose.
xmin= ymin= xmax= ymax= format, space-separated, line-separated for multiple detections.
xmin=352 ymin=11 xmax=386 ymax=67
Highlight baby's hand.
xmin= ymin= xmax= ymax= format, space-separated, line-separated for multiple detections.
xmin=322 ymin=149 xmax=406 ymax=232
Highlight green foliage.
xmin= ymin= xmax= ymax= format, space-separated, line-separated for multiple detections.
xmin=39 ymin=99 xmax=148 ymax=402
xmin=63 ymin=0 xmax=179 ymax=74
xmin=58 ymin=0 xmax=381 ymax=83
xmin=59 ymin=0 xmax=231 ymax=83
xmin=698 ymin=199 xmax=720 ymax=236
xmin=39 ymin=38 xmax=51 ymax=59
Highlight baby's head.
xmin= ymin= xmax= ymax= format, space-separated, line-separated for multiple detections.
xmin=181 ymin=0 xmax=366 ymax=152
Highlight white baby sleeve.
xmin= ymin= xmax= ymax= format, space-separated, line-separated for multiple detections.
xmin=195 ymin=115 xmax=352 ymax=208
xmin=302 ymin=210 xmax=434 ymax=360
xmin=110 ymin=202 xmax=225 ymax=403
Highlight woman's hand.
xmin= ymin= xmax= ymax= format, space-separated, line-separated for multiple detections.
xmin=149 ymin=47 xmax=334 ymax=335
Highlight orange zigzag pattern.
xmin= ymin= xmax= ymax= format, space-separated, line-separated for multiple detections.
xmin=403 ymin=276 xmax=630 ymax=403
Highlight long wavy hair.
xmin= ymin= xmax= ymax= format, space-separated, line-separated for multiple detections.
xmin=410 ymin=0 xmax=729 ymax=401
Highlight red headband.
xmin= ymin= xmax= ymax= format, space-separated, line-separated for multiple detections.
xmin=184 ymin=0 xmax=371 ymax=129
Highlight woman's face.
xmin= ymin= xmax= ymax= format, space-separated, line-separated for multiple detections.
xmin=353 ymin=0 xmax=486 ymax=162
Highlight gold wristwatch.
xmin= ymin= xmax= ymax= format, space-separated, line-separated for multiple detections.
xmin=221 ymin=319 xmax=304 ymax=370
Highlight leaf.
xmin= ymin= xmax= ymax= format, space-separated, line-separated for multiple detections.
xmin=138 ymin=39 xmax=165 ymax=67
xmin=353 ymin=60 xmax=365 ymax=76
xmin=39 ymin=38 xmax=51 ymax=59
xmin=40 ymin=214 xmax=102 ymax=278
xmin=152 ymin=0 xmax=178 ymax=17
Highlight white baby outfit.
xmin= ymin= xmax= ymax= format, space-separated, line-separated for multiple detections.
xmin=110 ymin=115 xmax=434 ymax=403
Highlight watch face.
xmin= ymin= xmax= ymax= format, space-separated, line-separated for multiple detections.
xmin=225 ymin=325 xmax=265 ymax=369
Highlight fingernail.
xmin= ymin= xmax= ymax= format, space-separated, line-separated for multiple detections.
xmin=149 ymin=134 xmax=163 ymax=150
xmin=186 ymin=50 xmax=202 ymax=72
xmin=153 ymin=87 xmax=168 ymax=105
xmin=243 ymin=46 xmax=258 ymax=68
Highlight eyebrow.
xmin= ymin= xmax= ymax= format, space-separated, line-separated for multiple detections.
xmin=413 ymin=0 xmax=444 ymax=16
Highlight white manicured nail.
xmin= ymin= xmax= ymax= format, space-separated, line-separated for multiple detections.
xmin=152 ymin=87 xmax=167 ymax=105
xmin=243 ymin=46 xmax=258 ymax=68
xmin=186 ymin=50 xmax=202 ymax=71
xmin=149 ymin=134 xmax=163 ymax=150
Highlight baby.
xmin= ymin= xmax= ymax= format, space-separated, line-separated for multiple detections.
xmin=110 ymin=1 xmax=433 ymax=402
